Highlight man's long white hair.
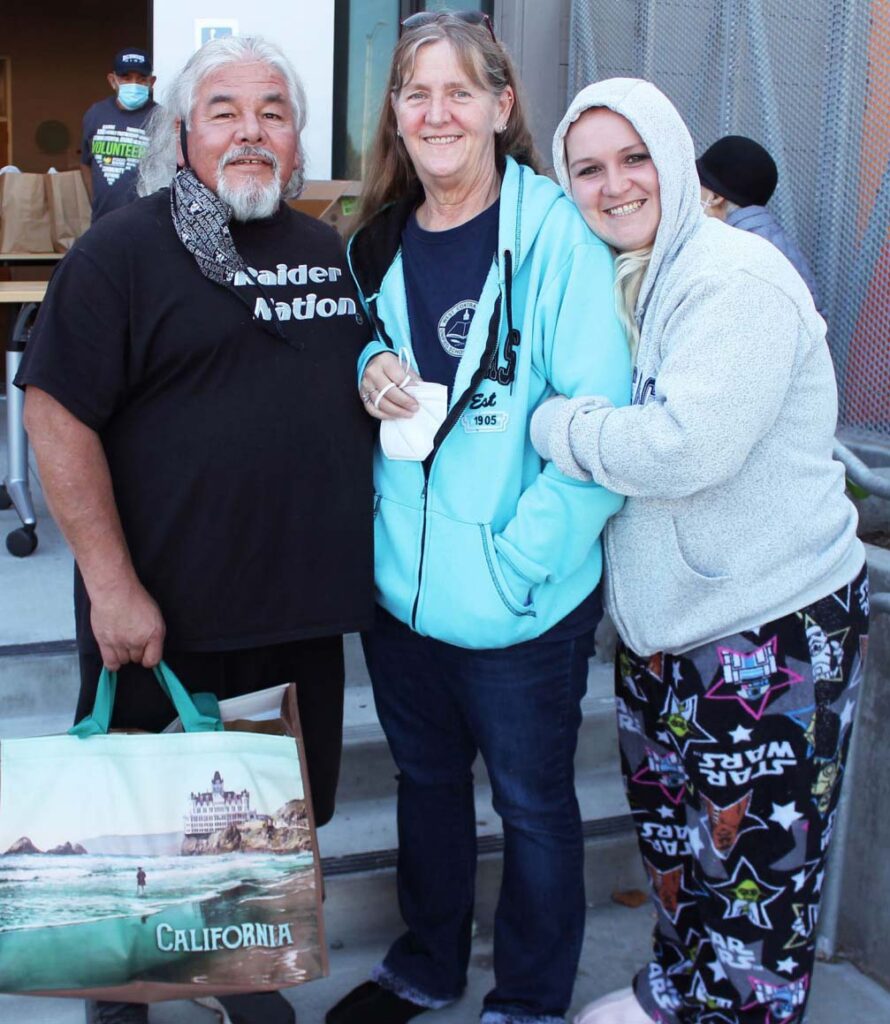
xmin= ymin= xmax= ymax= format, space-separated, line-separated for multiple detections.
xmin=137 ymin=35 xmax=307 ymax=200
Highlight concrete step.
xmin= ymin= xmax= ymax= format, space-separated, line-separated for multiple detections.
xmin=315 ymin=869 xmax=890 ymax=1024
xmin=323 ymin=654 xmax=641 ymax=905
xmin=2 ymin=876 xmax=889 ymax=1024
xmin=321 ymin=759 xmax=633 ymax=859
xmin=324 ymin=654 xmax=632 ymax=870
xmin=337 ymin=659 xmax=618 ymax=802
xmin=0 ymin=643 xmax=79 ymax=734
xmin=342 ymin=633 xmax=370 ymax=688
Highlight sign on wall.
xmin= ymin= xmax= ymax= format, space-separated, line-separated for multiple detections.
xmin=194 ymin=19 xmax=239 ymax=50
xmin=153 ymin=1 xmax=334 ymax=178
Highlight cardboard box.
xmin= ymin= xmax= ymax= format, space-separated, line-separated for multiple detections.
xmin=289 ymin=180 xmax=363 ymax=239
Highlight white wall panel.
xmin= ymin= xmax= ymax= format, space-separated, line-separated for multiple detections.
xmin=152 ymin=0 xmax=334 ymax=178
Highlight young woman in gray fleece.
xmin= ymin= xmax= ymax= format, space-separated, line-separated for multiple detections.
xmin=532 ymin=79 xmax=868 ymax=1024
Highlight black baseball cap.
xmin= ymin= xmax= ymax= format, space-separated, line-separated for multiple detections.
xmin=113 ymin=47 xmax=153 ymax=77
xmin=696 ymin=135 xmax=778 ymax=208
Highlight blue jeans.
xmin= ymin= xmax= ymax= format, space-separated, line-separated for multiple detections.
xmin=362 ymin=606 xmax=595 ymax=1023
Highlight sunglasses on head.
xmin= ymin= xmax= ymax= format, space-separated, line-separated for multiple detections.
xmin=400 ymin=10 xmax=496 ymax=43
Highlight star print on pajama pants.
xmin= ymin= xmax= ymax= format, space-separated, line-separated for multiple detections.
xmin=614 ymin=564 xmax=869 ymax=1024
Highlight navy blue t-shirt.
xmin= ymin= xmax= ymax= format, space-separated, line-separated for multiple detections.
xmin=401 ymin=200 xmax=499 ymax=391
xmin=81 ymin=95 xmax=156 ymax=218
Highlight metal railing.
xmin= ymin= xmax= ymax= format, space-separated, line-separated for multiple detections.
xmin=833 ymin=442 xmax=890 ymax=500
xmin=834 ymin=441 xmax=890 ymax=612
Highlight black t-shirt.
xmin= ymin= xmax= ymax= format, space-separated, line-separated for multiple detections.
xmin=401 ymin=200 xmax=499 ymax=391
xmin=17 ymin=192 xmax=375 ymax=653
xmin=81 ymin=96 xmax=156 ymax=216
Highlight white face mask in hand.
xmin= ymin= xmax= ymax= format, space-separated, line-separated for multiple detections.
xmin=380 ymin=379 xmax=448 ymax=460
xmin=378 ymin=350 xmax=447 ymax=461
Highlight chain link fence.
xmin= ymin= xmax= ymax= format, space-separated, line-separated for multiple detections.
xmin=568 ymin=0 xmax=890 ymax=443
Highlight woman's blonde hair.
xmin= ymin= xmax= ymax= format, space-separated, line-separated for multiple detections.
xmin=613 ymin=248 xmax=652 ymax=355
xmin=355 ymin=13 xmax=540 ymax=231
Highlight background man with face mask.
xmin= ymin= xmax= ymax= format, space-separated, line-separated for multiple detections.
xmin=80 ymin=46 xmax=157 ymax=220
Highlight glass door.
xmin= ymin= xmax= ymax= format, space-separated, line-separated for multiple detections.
xmin=332 ymin=0 xmax=494 ymax=180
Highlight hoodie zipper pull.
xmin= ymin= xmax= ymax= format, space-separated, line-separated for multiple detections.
xmin=500 ymin=250 xmax=519 ymax=393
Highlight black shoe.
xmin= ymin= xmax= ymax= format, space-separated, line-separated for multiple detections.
xmin=326 ymin=981 xmax=427 ymax=1024
xmin=216 ymin=991 xmax=296 ymax=1024
xmin=84 ymin=1001 xmax=149 ymax=1024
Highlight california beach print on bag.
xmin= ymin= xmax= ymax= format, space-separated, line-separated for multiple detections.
xmin=0 ymin=666 xmax=326 ymax=1001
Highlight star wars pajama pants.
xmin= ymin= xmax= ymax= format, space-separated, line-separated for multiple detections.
xmin=616 ymin=566 xmax=869 ymax=1024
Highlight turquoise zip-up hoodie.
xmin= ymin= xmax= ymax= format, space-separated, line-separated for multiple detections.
xmin=348 ymin=157 xmax=630 ymax=649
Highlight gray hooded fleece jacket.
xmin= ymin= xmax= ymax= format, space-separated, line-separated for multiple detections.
xmin=542 ymin=78 xmax=863 ymax=656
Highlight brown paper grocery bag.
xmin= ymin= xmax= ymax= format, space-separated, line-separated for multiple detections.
xmin=45 ymin=171 xmax=92 ymax=252
xmin=0 ymin=173 xmax=53 ymax=253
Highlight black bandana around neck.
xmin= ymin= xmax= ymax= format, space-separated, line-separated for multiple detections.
xmin=169 ymin=167 xmax=287 ymax=341
xmin=170 ymin=168 xmax=246 ymax=286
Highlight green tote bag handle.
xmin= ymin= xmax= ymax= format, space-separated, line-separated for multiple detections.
xmin=69 ymin=660 xmax=223 ymax=737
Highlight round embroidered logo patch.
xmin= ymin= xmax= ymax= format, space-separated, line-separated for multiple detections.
xmin=438 ymin=300 xmax=477 ymax=357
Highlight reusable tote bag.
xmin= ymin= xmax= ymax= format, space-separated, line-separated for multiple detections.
xmin=0 ymin=663 xmax=327 ymax=1002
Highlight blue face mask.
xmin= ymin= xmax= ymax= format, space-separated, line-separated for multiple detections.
xmin=117 ymin=83 xmax=150 ymax=110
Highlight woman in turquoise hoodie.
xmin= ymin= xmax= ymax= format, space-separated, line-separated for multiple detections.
xmin=326 ymin=13 xmax=629 ymax=1024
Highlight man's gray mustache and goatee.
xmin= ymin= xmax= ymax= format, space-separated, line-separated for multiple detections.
xmin=217 ymin=145 xmax=284 ymax=222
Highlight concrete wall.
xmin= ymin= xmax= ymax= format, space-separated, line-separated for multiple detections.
xmin=497 ymin=0 xmax=571 ymax=173
xmin=0 ymin=4 xmax=148 ymax=173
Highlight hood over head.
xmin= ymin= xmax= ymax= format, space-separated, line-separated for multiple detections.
xmin=552 ymin=78 xmax=704 ymax=316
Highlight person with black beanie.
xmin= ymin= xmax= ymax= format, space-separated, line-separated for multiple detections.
xmin=697 ymin=134 xmax=824 ymax=317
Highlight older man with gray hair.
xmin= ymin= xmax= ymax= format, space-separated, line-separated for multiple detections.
xmin=16 ymin=36 xmax=374 ymax=1024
